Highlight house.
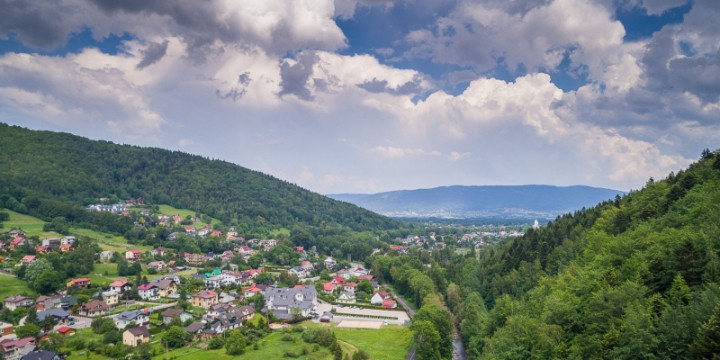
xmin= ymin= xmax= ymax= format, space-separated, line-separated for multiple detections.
xmin=60 ymin=296 xmax=77 ymax=311
xmin=109 ymin=279 xmax=132 ymax=293
xmin=66 ymin=278 xmax=90 ymax=289
xmin=236 ymin=305 xmax=255 ymax=321
xmin=56 ymin=326 xmax=75 ymax=337
xmin=322 ymin=282 xmax=335 ymax=294
xmin=344 ymin=282 xmax=357 ymax=293
xmin=184 ymin=226 xmax=196 ymax=235
xmin=204 ymin=271 xmax=239 ymax=289
xmin=210 ymin=230 xmax=223 ymax=237
xmin=0 ymin=322 xmax=13 ymax=336
xmin=263 ymin=286 xmax=318 ymax=320
xmin=324 ymin=257 xmax=336 ymax=269
xmin=149 ymin=278 xmax=176 ymax=297
xmin=147 ymin=261 xmax=167 ymax=271
xmin=243 ymin=284 xmax=263 ymax=298
xmin=20 ymin=255 xmax=36 ymax=265
xmin=99 ymin=251 xmax=114 ymax=261
xmin=8 ymin=230 xmax=24 ymax=238
xmin=191 ymin=290 xmax=218 ymax=309
xmin=137 ymin=284 xmax=159 ymax=300
xmin=300 ymin=260 xmax=314 ymax=271
xmin=34 ymin=246 xmax=49 ymax=254
xmin=41 ymin=238 xmax=59 ymax=249
xmin=167 ymin=232 xmax=180 ymax=242
xmin=0 ymin=337 xmax=36 ymax=360
xmin=198 ymin=228 xmax=210 ymax=237
xmin=125 ymin=250 xmax=142 ymax=262
xmin=10 ymin=237 xmax=26 ymax=249
xmin=332 ymin=276 xmax=345 ymax=286
xmin=37 ymin=309 xmax=68 ymax=324
xmin=151 ymin=247 xmax=166 ymax=257
xmin=114 ymin=309 xmax=150 ymax=329
xmin=60 ymin=236 xmax=75 ymax=245
xmin=59 ymin=244 xmax=73 ymax=253
xmin=21 ymin=350 xmax=62 ymax=360
xmin=288 ymin=266 xmax=307 ymax=279
xmin=78 ymin=300 xmax=109 ymax=317
xmin=123 ymin=326 xmax=150 ymax=347
xmin=34 ymin=296 xmax=62 ymax=311
xmin=382 ymin=298 xmax=397 ymax=309
xmin=184 ymin=253 xmax=206 ymax=266
xmin=185 ymin=322 xmax=204 ymax=336
xmin=160 ymin=308 xmax=192 ymax=325
xmin=4 ymin=296 xmax=34 ymax=311
xmin=370 ymin=292 xmax=385 ymax=305
xmin=102 ymin=290 xmax=120 ymax=307
xmin=337 ymin=291 xmax=356 ymax=304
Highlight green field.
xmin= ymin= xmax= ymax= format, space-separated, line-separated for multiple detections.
xmin=157 ymin=205 xmax=220 ymax=228
xmin=1 ymin=209 xmax=62 ymax=238
xmin=0 ymin=274 xmax=36 ymax=299
xmin=69 ymin=227 xmax=152 ymax=253
xmin=333 ymin=325 xmax=412 ymax=360
xmin=152 ymin=330 xmax=332 ymax=360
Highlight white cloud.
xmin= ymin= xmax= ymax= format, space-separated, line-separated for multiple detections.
xmin=371 ymin=146 xmax=441 ymax=158
xmin=448 ymin=151 xmax=470 ymax=161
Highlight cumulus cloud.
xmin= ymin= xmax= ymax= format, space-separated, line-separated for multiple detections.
xmin=137 ymin=40 xmax=169 ymax=69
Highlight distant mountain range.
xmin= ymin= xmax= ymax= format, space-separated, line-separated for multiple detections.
xmin=328 ymin=185 xmax=626 ymax=220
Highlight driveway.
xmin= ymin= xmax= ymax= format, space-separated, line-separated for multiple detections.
xmin=314 ymin=303 xmax=410 ymax=325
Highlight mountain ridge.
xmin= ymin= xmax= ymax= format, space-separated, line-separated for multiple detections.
xmin=329 ymin=184 xmax=625 ymax=219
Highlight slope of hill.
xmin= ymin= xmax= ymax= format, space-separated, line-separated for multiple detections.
xmin=0 ymin=123 xmax=398 ymax=232
xmin=329 ymin=185 xmax=625 ymax=219
xmin=436 ymin=151 xmax=720 ymax=358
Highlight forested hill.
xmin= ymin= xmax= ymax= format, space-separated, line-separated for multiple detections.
xmin=0 ymin=123 xmax=398 ymax=231
xmin=396 ymin=150 xmax=720 ymax=359
xmin=329 ymin=185 xmax=624 ymax=219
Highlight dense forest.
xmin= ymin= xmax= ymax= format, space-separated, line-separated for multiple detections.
xmin=372 ymin=149 xmax=720 ymax=359
xmin=0 ymin=123 xmax=399 ymax=233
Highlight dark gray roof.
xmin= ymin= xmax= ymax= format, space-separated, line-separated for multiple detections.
xmin=127 ymin=326 xmax=149 ymax=337
xmin=37 ymin=308 xmax=68 ymax=322
xmin=21 ymin=350 xmax=60 ymax=360
xmin=185 ymin=322 xmax=204 ymax=333
xmin=117 ymin=309 xmax=147 ymax=321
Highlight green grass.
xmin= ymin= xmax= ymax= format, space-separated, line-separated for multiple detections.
xmin=1 ymin=209 xmax=62 ymax=238
xmin=69 ymin=227 xmax=152 ymax=253
xmin=304 ymin=322 xmax=413 ymax=360
xmin=157 ymin=204 xmax=220 ymax=228
xmin=85 ymin=263 xmax=120 ymax=286
xmin=0 ymin=274 xmax=36 ymax=299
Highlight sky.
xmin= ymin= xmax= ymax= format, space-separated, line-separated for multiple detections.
xmin=0 ymin=0 xmax=718 ymax=194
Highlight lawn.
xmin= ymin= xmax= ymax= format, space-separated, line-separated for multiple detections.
xmin=1 ymin=209 xmax=62 ymax=238
xmin=69 ymin=227 xmax=152 ymax=253
xmin=153 ymin=330 xmax=332 ymax=360
xmin=0 ymin=274 xmax=35 ymax=299
xmin=303 ymin=322 xmax=413 ymax=360
xmin=157 ymin=205 xmax=220 ymax=228
xmin=85 ymin=263 xmax=120 ymax=287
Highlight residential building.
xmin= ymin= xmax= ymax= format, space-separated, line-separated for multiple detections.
xmin=191 ymin=290 xmax=218 ymax=309
xmin=263 ymin=286 xmax=318 ymax=320
xmin=20 ymin=350 xmax=62 ymax=360
xmin=4 ymin=296 xmax=34 ymax=311
xmin=337 ymin=291 xmax=356 ymax=304
xmin=20 ymin=255 xmax=36 ymax=265
xmin=288 ymin=266 xmax=307 ymax=279
xmin=114 ymin=309 xmax=150 ymax=329
xmin=149 ymin=278 xmax=176 ymax=297
xmin=123 ymin=326 xmax=150 ymax=347
xmin=37 ymin=309 xmax=68 ymax=324
xmin=324 ymin=257 xmax=336 ymax=269
xmin=99 ymin=251 xmax=114 ymax=261
xmin=125 ymin=250 xmax=142 ymax=262
xmin=1 ymin=337 xmax=36 ymax=360
xmin=56 ymin=326 xmax=75 ymax=337
xmin=102 ymin=290 xmax=120 ymax=307
xmin=109 ymin=279 xmax=132 ymax=294
xmin=65 ymin=278 xmax=90 ymax=289
xmin=160 ymin=308 xmax=192 ymax=325
xmin=34 ymin=296 xmax=62 ymax=311
xmin=137 ymin=284 xmax=159 ymax=300
xmin=78 ymin=300 xmax=109 ymax=317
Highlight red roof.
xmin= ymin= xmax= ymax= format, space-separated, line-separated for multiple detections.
xmin=194 ymin=290 xmax=217 ymax=298
xmin=57 ymin=326 xmax=73 ymax=334
xmin=130 ymin=249 xmax=141 ymax=254
xmin=71 ymin=278 xmax=91 ymax=283
xmin=346 ymin=282 xmax=357 ymax=288
xmin=382 ymin=299 xmax=397 ymax=308
xmin=323 ymin=282 xmax=335 ymax=291
xmin=390 ymin=245 xmax=407 ymax=251
xmin=11 ymin=237 xmax=25 ymax=245
xmin=293 ymin=285 xmax=306 ymax=289
xmin=332 ymin=276 xmax=345 ymax=285
xmin=295 ymin=246 xmax=304 ymax=251
xmin=185 ymin=226 xmax=195 ymax=230
xmin=138 ymin=284 xmax=155 ymax=291
xmin=211 ymin=230 xmax=223 ymax=236
xmin=110 ymin=280 xmax=128 ymax=287
xmin=358 ymin=275 xmax=374 ymax=281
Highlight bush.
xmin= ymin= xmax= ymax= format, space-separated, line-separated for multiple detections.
xmin=281 ymin=334 xmax=295 ymax=342
xmin=208 ymin=336 xmax=225 ymax=349
xmin=283 ymin=351 xmax=299 ymax=358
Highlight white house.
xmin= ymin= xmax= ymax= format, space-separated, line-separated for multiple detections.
xmin=114 ymin=309 xmax=150 ymax=329
xmin=324 ymin=257 xmax=336 ymax=270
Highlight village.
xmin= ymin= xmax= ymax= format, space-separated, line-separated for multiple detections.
xmin=0 ymin=204 xmax=424 ymax=360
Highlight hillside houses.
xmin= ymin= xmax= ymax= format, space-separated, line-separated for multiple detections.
xmin=114 ymin=309 xmax=150 ymax=329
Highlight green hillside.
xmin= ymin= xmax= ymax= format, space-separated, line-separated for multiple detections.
xmin=448 ymin=151 xmax=720 ymax=358
xmin=0 ymin=123 xmax=398 ymax=233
